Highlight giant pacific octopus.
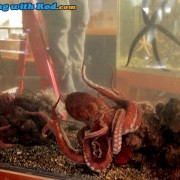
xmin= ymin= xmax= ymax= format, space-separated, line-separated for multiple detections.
xmin=28 ymin=64 xmax=143 ymax=173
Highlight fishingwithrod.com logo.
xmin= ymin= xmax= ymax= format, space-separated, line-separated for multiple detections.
xmin=0 ymin=2 xmax=76 ymax=12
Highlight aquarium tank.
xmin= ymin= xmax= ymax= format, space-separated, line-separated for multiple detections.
xmin=116 ymin=0 xmax=180 ymax=103
xmin=0 ymin=0 xmax=179 ymax=180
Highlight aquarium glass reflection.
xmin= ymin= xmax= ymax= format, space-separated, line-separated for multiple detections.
xmin=117 ymin=0 xmax=180 ymax=70
xmin=0 ymin=0 xmax=179 ymax=180
xmin=116 ymin=0 xmax=180 ymax=104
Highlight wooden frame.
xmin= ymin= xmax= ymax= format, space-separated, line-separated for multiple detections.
xmin=116 ymin=67 xmax=180 ymax=100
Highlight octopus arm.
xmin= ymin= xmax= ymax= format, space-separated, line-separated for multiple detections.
xmin=28 ymin=111 xmax=55 ymax=135
xmin=53 ymin=120 xmax=85 ymax=164
xmin=42 ymin=124 xmax=51 ymax=137
xmin=28 ymin=111 xmax=85 ymax=164
xmin=0 ymin=140 xmax=16 ymax=148
xmin=122 ymin=101 xmax=138 ymax=135
xmin=112 ymin=109 xmax=126 ymax=154
xmin=77 ymin=126 xmax=89 ymax=147
xmin=85 ymin=123 xmax=108 ymax=139
xmin=0 ymin=124 xmax=10 ymax=131
xmin=82 ymin=64 xmax=122 ymax=103
xmin=83 ymin=136 xmax=113 ymax=173
xmin=0 ymin=125 xmax=16 ymax=148
xmin=131 ymin=107 xmax=143 ymax=132
xmin=78 ymin=122 xmax=109 ymax=145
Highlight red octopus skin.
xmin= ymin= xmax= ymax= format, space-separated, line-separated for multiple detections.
xmin=65 ymin=92 xmax=116 ymax=172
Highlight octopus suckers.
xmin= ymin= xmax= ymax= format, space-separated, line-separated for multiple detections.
xmin=114 ymin=136 xmax=119 ymax=143
xmin=90 ymin=166 xmax=95 ymax=171
xmin=124 ymin=129 xmax=130 ymax=134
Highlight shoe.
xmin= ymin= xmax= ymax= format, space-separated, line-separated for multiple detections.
xmin=59 ymin=70 xmax=76 ymax=98
xmin=72 ymin=68 xmax=89 ymax=92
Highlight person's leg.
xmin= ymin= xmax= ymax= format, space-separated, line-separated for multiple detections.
xmin=69 ymin=0 xmax=90 ymax=91
xmin=42 ymin=0 xmax=76 ymax=94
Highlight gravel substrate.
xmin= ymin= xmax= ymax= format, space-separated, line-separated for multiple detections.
xmin=0 ymin=93 xmax=179 ymax=179
xmin=0 ymin=142 xmax=157 ymax=180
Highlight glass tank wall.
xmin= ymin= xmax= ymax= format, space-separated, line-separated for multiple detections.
xmin=116 ymin=0 xmax=180 ymax=103
xmin=0 ymin=0 xmax=117 ymax=93
xmin=0 ymin=0 xmax=179 ymax=179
